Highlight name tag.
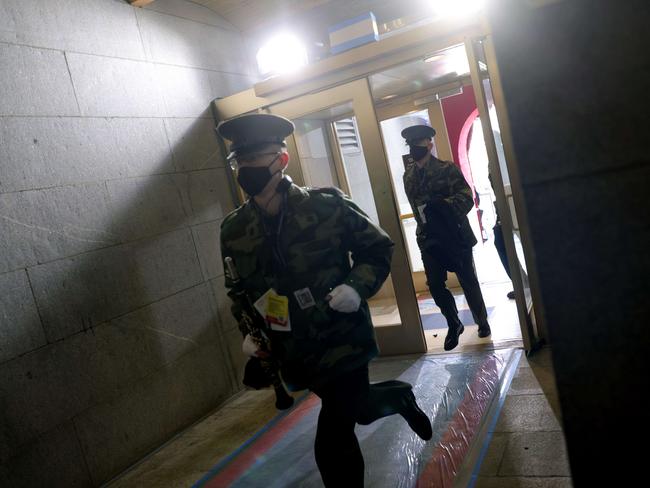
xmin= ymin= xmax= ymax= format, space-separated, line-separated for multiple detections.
xmin=254 ymin=289 xmax=291 ymax=332
xmin=294 ymin=287 xmax=316 ymax=309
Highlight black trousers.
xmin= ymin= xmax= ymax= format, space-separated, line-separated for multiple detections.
xmin=311 ymin=366 xmax=406 ymax=487
xmin=493 ymin=222 xmax=511 ymax=278
xmin=421 ymin=247 xmax=489 ymax=329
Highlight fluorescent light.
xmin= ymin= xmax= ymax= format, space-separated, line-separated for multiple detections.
xmin=382 ymin=94 xmax=398 ymax=100
xmin=424 ymin=54 xmax=444 ymax=63
xmin=256 ymin=33 xmax=308 ymax=76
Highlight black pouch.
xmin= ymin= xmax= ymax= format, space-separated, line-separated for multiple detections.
xmin=242 ymin=357 xmax=273 ymax=389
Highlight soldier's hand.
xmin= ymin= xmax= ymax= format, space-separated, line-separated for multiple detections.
xmin=326 ymin=284 xmax=361 ymax=313
xmin=242 ymin=334 xmax=270 ymax=359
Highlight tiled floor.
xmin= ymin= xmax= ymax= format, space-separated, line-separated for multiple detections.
xmin=473 ymin=347 xmax=573 ymax=488
xmin=105 ymin=389 xmax=280 ymax=488
xmin=422 ymin=281 xmax=523 ymax=354
xmin=107 ymin=346 xmax=572 ymax=488
xmin=368 ymin=280 xmax=523 ymax=352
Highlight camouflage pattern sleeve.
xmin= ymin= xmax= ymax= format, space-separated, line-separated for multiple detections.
xmin=444 ymin=163 xmax=474 ymax=221
xmin=340 ymin=197 xmax=395 ymax=300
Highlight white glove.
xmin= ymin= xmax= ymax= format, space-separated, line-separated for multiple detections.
xmin=242 ymin=334 xmax=265 ymax=358
xmin=326 ymin=284 xmax=361 ymax=313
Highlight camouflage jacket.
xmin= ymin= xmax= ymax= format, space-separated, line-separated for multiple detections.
xmin=403 ymin=155 xmax=477 ymax=255
xmin=220 ymin=184 xmax=394 ymax=391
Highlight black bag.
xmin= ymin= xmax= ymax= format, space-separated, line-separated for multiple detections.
xmin=423 ymin=201 xmax=465 ymax=270
xmin=242 ymin=357 xmax=273 ymax=389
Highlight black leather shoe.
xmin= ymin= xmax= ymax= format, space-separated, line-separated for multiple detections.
xmin=444 ymin=324 xmax=464 ymax=351
xmin=399 ymin=389 xmax=432 ymax=441
xmin=478 ymin=324 xmax=492 ymax=338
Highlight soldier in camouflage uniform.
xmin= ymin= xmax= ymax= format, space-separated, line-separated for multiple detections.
xmin=217 ymin=113 xmax=432 ymax=487
xmin=402 ymin=124 xmax=491 ymax=351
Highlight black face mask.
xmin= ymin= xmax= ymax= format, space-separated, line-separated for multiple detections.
xmin=237 ymin=155 xmax=281 ymax=196
xmin=409 ymin=144 xmax=430 ymax=161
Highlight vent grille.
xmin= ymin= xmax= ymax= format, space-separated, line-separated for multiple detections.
xmin=333 ymin=118 xmax=361 ymax=154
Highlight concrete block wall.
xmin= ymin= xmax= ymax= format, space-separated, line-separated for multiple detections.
xmin=0 ymin=0 xmax=255 ymax=485
xmin=488 ymin=0 xmax=650 ymax=485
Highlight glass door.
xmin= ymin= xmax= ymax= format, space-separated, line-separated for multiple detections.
xmin=267 ymin=78 xmax=427 ymax=355
xmin=466 ymin=37 xmax=540 ymax=351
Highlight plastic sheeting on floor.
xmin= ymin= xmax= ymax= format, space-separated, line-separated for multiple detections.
xmin=195 ymin=349 xmax=520 ymax=488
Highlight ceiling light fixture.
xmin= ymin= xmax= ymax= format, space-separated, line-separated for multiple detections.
xmin=424 ymin=54 xmax=444 ymax=63
xmin=256 ymin=33 xmax=308 ymax=76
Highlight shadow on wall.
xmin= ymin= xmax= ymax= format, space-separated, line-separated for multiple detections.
xmin=0 ymin=116 xmax=248 ymax=486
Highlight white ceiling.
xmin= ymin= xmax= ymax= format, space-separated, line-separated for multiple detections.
xmin=191 ymin=0 xmax=330 ymax=32
xmin=191 ymin=0 xmax=431 ymax=33
xmin=368 ymin=44 xmax=470 ymax=101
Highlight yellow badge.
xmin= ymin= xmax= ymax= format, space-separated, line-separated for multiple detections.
xmin=265 ymin=291 xmax=289 ymax=329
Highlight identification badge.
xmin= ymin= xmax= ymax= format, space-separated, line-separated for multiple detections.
xmin=417 ymin=203 xmax=427 ymax=224
xmin=265 ymin=290 xmax=290 ymax=330
xmin=294 ymin=287 xmax=316 ymax=310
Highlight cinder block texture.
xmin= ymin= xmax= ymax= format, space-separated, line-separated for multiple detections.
xmin=210 ymin=276 xmax=239 ymax=334
xmin=73 ymin=342 xmax=231 ymax=485
xmin=0 ymin=43 xmax=78 ymax=116
xmin=173 ymin=169 xmax=234 ymax=226
xmin=1 ymin=0 xmax=254 ymax=484
xmin=155 ymin=63 xmax=254 ymax=118
xmin=0 ymin=183 xmax=117 ymax=273
xmin=222 ymin=326 xmax=247 ymax=391
xmin=137 ymin=8 xmax=251 ymax=73
xmin=0 ymin=0 xmax=144 ymax=59
xmin=106 ymin=175 xmax=187 ymax=241
xmin=143 ymin=0 xmax=236 ymax=30
xmin=191 ymin=220 xmax=224 ymax=280
xmin=66 ymin=53 xmax=166 ymax=117
xmin=27 ymin=229 xmax=203 ymax=342
xmin=0 ymin=117 xmax=174 ymax=194
xmin=0 ymin=421 xmax=93 ymax=488
xmin=0 ymin=284 xmax=220 ymax=457
xmin=0 ymin=269 xmax=45 ymax=363
xmin=165 ymin=118 xmax=226 ymax=172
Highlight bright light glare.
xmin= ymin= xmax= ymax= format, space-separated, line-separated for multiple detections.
xmin=431 ymin=0 xmax=485 ymax=18
xmin=256 ymin=34 xmax=308 ymax=76
xmin=444 ymin=47 xmax=470 ymax=75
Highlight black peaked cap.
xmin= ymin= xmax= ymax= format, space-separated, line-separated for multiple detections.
xmin=401 ymin=124 xmax=436 ymax=144
xmin=217 ymin=113 xmax=295 ymax=158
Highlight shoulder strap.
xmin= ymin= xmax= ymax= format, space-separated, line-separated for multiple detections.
xmin=306 ymin=186 xmax=345 ymax=198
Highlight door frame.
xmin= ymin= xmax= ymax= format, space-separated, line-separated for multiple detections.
xmin=374 ymin=95 xmax=461 ymax=294
xmin=267 ymin=78 xmax=428 ymax=355
xmin=465 ymin=36 xmax=541 ymax=350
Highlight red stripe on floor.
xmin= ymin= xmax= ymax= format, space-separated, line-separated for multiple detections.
xmin=416 ymin=355 xmax=500 ymax=488
xmin=203 ymin=394 xmax=320 ymax=488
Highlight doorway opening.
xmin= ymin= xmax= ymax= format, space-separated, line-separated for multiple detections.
xmin=371 ymin=47 xmax=523 ymax=353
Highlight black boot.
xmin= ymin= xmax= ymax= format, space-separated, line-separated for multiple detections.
xmin=398 ymin=387 xmax=433 ymax=440
xmin=444 ymin=322 xmax=464 ymax=351
xmin=478 ymin=323 xmax=492 ymax=338
xmin=357 ymin=381 xmax=432 ymax=440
